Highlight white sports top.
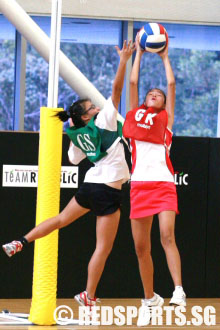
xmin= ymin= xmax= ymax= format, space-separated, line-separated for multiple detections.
xmin=68 ymin=97 xmax=130 ymax=184
xmin=131 ymin=139 xmax=174 ymax=182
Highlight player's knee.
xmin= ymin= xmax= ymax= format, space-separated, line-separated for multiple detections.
xmin=96 ymin=244 xmax=113 ymax=258
xmin=56 ymin=215 xmax=66 ymax=229
xmin=135 ymin=243 xmax=151 ymax=258
xmin=103 ymin=245 xmax=113 ymax=257
xmin=160 ymin=232 xmax=175 ymax=248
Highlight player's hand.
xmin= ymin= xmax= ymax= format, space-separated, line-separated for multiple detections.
xmin=158 ymin=31 xmax=169 ymax=59
xmin=115 ymin=40 xmax=135 ymax=62
xmin=135 ymin=32 xmax=145 ymax=55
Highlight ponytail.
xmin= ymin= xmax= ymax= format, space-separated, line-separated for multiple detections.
xmin=56 ymin=110 xmax=70 ymax=122
xmin=55 ymin=98 xmax=91 ymax=128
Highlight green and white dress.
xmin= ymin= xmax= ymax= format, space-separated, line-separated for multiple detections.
xmin=67 ymin=97 xmax=130 ymax=184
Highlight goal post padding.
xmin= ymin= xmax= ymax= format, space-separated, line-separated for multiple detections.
xmin=29 ymin=107 xmax=63 ymax=325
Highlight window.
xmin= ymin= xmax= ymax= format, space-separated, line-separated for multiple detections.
xmin=134 ymin=22 xmax=220 ymax=137
xmin=0 ymin=15 xmax=15 ymax=130
xmin=24 ymin=17 xmax=122 ymax=131
xmin=1 ymin=14 xmax=220 ymax=136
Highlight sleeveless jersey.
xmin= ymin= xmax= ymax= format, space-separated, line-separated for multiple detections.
xmin=66 ymin=115 xmax=122 ymax=163
xmin=123 ymin=105 xmax=174 ymax=182
xmin=67 ymin=97 xmax=130 ymax=184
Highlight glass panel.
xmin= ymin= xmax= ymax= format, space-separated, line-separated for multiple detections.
xmin=0 ymin=15 xmax=15 ymax=130
xmin=59 ymin=43 xmax=121 ymax=130
xmin=24 ymin=43 xmax=49 ymax=131
xmin=24 ymin=17 xmax=122 ymax=131
xmin=134 ymin=22 xmax=220 ymax=137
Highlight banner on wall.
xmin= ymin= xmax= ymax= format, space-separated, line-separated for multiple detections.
xmin=174 ymin=170 xmax=189 ymax=186
xmin=2 ymin=165 xmax=78 ymax=188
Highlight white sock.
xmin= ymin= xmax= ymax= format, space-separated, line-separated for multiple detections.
xmin=175 ymin=286 xmax=183 ymax=290
xmin=148 ymin=293 xmax=157 ymax=302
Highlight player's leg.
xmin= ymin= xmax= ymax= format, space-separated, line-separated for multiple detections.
xmin=26 ymin=196 xmax=89 ymax=242
xmin=131 ymin=216 xmax=154 ymax=298
xmin=158 ymin=210 xmax=181 ymax=285
xmin=132 ymin=217 xmax=164 ymax=326
xmin=86 ymin=209 xmax=120 ymax=298
xmin=74 ymin=183 xmax=122 ymax=307
xmin=158 ymin=210 xmax=186 ymax=305
xmin=74 ymin=209 xmax=120 ymax=307
xmin=2 ymin=196 xmax=89 ymax=257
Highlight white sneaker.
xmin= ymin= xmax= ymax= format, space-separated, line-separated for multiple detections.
xmin=2 ymin=240 xmax=23 ymax=257
xmin=74 ymin=291 xmax=100 ymax=325
xmin=137 ymin=293 xmax=164 ymax=326
xmin=74 ymin=291 xmax=100 ymax=307
xmin=169 ymin=286 xmax=186 ymax=306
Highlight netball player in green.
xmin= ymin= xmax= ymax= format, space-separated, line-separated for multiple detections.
xmin=2 ymin=40 xmax=135 ymax=309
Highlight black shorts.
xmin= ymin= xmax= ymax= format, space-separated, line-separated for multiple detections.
xmin=75 ymin=182 xmax=122 ymax=216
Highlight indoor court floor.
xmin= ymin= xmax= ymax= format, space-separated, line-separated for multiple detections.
xmin=0 ymin=298 xmax=219 ymax=329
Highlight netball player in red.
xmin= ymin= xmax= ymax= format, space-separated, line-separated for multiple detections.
xmin=123 ymin=34 xmax=186 ymax=326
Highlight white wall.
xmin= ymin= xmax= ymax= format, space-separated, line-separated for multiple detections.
xmin=8 ymin=0 xmax=220 ymax=25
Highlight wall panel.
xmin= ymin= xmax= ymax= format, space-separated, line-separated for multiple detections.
xmin=0 ymin=132 xmax=219 ymax=298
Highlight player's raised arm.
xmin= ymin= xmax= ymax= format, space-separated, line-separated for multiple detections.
xmin=112 ymin=40 xmax=135 ymax=110
xmin=129 ymin=33 xmax=145 ymax=110
xmin=158 ymin=36 xmax=176 ymax=130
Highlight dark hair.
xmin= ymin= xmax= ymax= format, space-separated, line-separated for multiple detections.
xmin=145 ymin=88 xmax=166 ymax=105
xmin=56 ymin=98 xmax=91 ymax=128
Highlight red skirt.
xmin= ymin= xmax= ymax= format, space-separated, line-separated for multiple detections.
xmin=130 ymin=181 xmax=179 ymax=219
